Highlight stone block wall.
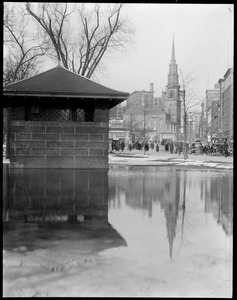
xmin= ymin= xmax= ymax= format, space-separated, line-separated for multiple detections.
xmin=10 ymin=120 xmax=109 ymax=169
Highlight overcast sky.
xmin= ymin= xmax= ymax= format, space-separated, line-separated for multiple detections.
xmin=93 ymin=3 xmax=233 ymax=106
xmin=5 ymin=3 xmax=233 ymax=110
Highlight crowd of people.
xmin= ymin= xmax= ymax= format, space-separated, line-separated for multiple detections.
xmin=164 ymin=140 xmax=231 ymax=157
xmin=110 ymin=139 xmax=159 ymax=153
xmin=110 ymin=139 xmax=232 ymax=157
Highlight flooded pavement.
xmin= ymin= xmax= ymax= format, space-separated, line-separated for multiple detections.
xmin=3 ymin=164 xmax=233 ymax=297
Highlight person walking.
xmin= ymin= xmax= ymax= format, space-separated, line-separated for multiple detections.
xmin=177 ymin=141 xmax=182 ymax=155
xmin=128 ymin=140 xmax=133 ymax=152
xmin=150 ymin=141 xmax=154 ymax=150
xmin=145 ymin=141 xmax=149 ymax=152
xmin=170 ymin=141 xmax=174 ymax=154
xmin=223 ymin=141 xmax=229 ymax=157
xmin=138 ymin=141 xmax=142 ymax=151
xmin=120 ymin=140 xmax=125 ymax=152
xmin=156 ymin=143 xmax=159 ymax=152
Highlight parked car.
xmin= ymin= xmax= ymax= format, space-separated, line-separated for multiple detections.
xmin=212 ymin=142 xmax=224 ymax=156
xmin=190 ymin=142 xmax=202 ymax=154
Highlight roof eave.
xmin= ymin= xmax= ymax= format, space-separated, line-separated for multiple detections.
xmin=3 ymin=91 xmax=129 ymax=100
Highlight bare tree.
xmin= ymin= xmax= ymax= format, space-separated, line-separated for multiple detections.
xmin=26 ymin=3 xmax=135 ymax=78
xmin=3 ymin=3 xmax=46 ymax=85
xmin=123 ymin=113 xmax=140 ymax=142
xmin=3 ymin=3 xmax=47 ymax=158
xmin=179 ymin=70 xmax=201 ymax=160
xmin=25 ymin=2 xmax=75 ymax=69
xmin=138 ymin=105 xmax=153 ymax=154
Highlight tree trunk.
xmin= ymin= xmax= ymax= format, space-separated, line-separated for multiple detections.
xmin=143 ymin=111 xmax=146 ymax=155
xmin=183 ymin=111 xmax=188 ymax=160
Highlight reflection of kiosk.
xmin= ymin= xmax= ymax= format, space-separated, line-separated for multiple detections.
xmin=3 ymin=66 xmax=128 ymax=169
xmin=3 ymin=165 xmax=127 ymax=250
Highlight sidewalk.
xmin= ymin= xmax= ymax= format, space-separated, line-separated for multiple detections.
xmin=109 ymin=148 xmax=233 ymax=170
xmin=3 ymin=149 xmax=233 ymax=170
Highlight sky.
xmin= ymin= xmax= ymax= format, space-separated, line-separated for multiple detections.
xmin=4 ymin=3 xmax=233 ymax=111
xmin=91 ymin=3 xmax=233 ymax=107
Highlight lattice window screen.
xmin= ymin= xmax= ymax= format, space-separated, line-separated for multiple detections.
xmin=26 ymin=108 xmax=94 ymax=122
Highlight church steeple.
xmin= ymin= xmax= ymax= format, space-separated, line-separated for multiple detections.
xmin=164 ymin=37 xmax=181 ymax=134
xmin=167 ymin=37 xmax=178 ymax=87
xmin=171 ymin=36 xmax=176 ymax=63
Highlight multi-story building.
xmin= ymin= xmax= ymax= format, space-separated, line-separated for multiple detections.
xmin=126 ymin=84 xmax=154 ymax=108
xmin=222 ymin=68 xmax=233 ymax=140
xmin=123 ymin=106 xmax=170 ymax=143
xmin=210 ymin=100 xmax=220 ymax=137
xmin=109 ymin=98 xmax=128 ymax=143
xmin=187 ymin=111 xmax=201 ymax=143
xmin=153 ymin=96 xmax=162 ymax=106
xmin=218 ymin=78 xmax=225 ymax=136
xmin=199 ymin=101 xmax=207 ymax=141
xmin=205 ymin=84 xmax=220 ymax=141
xmin=109 ymin=103 xmax=124 ymax=119
xmin=108 ymin=118 xmax=129 ymax=144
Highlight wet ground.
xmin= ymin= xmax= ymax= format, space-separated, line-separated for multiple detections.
xmin=3 ymin=164 xmax=233 ymax=297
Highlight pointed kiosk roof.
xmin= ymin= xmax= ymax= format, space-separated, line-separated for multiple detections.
xmin=3 ymin=65 xmax=129 ymax=108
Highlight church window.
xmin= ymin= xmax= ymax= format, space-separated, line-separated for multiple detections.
xmin=169 ymin=89 xmax=174 ymax=98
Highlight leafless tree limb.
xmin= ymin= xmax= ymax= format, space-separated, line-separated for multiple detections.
xmin=26 ymin=3 xmax=135 ymax=78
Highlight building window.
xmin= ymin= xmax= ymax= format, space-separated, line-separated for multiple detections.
xmin=169 ymin=89 xmax=174 ymax=98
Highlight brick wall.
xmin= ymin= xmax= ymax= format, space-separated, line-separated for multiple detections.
xmin=10 ymin=120 xmax=109 ymax=169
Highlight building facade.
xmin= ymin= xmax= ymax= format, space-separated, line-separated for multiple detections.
xmin=222 ymin=68 xmax=233 ymax=140
xmin=126 ymin=85 xmax=154 ymax=108
xmin=210 ymin=100 xmax=220 ymax=137
xmin=123 ymin=106 xmax=172 ymax=143
xmin=187 ymin=111 xmax=201 ymax=143
xmin=205 ymin=84 xmax=220 ymax=141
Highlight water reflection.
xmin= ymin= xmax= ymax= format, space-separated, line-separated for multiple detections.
xmin=109 ymin=166 xmax=233 ymax=259
xmin=3 ymin=165 xmax=126 ymax=252
xmin=3 ymin=164 xmax=232 ymax=297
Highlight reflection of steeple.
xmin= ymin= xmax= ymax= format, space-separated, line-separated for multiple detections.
xmin=163 ymin=173 xmax=180 ymax=259
xmin=165 ymin=202 xmax=178 ymax=259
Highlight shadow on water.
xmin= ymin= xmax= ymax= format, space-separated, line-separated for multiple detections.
xmin=3 ymin=164 xmax=127 ymax=253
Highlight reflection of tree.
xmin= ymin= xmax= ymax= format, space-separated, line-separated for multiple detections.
xmin=179 ymin=170 xmax=187 ymax=252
